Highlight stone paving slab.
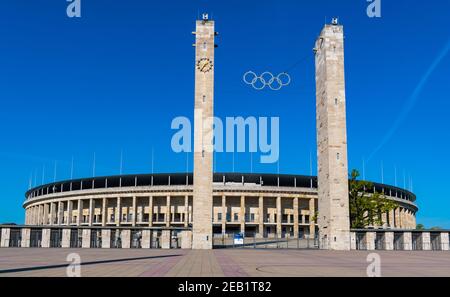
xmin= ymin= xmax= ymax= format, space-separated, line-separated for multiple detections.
xmin=0 ymin=248 xmax=449 ymax=277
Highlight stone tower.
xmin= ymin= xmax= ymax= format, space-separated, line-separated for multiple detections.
xmin=192 ymin=14 xmax=216 ymax=249
xmin=314 ymin=20 xmax=351 ymax=250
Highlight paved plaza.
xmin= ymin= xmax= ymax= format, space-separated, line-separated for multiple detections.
xmin=0 ymin=248 xmax=450 ymax=277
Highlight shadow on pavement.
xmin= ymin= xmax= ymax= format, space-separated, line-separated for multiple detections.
xmin=0 ymin=254 xmax=183 ymax=274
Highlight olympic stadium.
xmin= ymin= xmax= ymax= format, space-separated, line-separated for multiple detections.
xmin=22 ymin=173 xmax=417 ymax=234
xmin=0 ymin=172 xmax=416 ymax=250
xmin=2 ymin=16 xmax=449 ymax=253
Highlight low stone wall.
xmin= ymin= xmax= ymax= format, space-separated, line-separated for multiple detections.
xmin=0 ymin=226 xmax=192 ymax=249
xmin=351 ymin=230 xmax=450 ymax=251
xmin=2 ymin=225 xmax=448 ymax=251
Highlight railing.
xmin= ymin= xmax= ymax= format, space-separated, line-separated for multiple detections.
xmin=212 ymin=233 xmax=319 ymax=249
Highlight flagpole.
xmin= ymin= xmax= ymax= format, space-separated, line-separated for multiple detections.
xmin=92 ymin=152 xmax=96 ymax=177
xmin=42 ymin=165 xmax=45 ymax=185
xmin=120 ymin=150 xmax=124 ymax=175
xmin=70 ymin=156 xmax=74 ymax=180
xmin=53 ymin=161 xmax=57 ymax=183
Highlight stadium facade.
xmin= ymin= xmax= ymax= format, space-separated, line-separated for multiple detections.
xmin=22 ymin=173 xmax=418 ymax=233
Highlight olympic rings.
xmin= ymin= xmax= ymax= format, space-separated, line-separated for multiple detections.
xmin=243 ymin=71 xmax=291 ymax=91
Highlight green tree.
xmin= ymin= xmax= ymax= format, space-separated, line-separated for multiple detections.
xmin=349 ymin=169 xmax=398 ymax=229
xmin=416 ymin=224 xmax=425 ymax=230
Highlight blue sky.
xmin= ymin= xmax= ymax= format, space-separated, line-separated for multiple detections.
xmin=0 ymin=0 xmax=449 ymax=227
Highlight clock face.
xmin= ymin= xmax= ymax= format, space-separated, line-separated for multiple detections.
xmin=197 ymin=58 xmax=213 ymax=73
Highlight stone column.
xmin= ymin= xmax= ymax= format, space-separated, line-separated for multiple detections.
xmin=440 ymin=232 xmax=449 ymax=251
xmin=258 ymin=196 xmax=264 ymax=238
xmin=404 ymin=210 xmax=409 ymax=229
xmin=387 ymin=209 xmax=393 ymax=228
xmin=102 ymin=198 xmax=107 ymax=226
xmin=400 ymin=208 xmax=405 ymax=229
xmin=350 ymin=232 xmax=356 ymax=250
xmin=43 ymin=203 xmax=49 ymax=225
xmin=41 ymin=228 xmax=51 ymax=248
xmin=52 ymin=202 xmax=57 ymax=224
xmin=161 ymin=230 xmax=171 ymax=249
xmin=405 ymin=210 xmax=409 ymax=228
xmin=57 ymin=202 xmax=64 ymax=225
xmin=366 ymin=232 xmax=376 ymax=251
xmin=385 ymin=232 xmax=394 ymax=250
xmin=67 ymin=200 xmax=73 ymax=225
xmin=35 ymin=205 xmax=41 ymax=225
xmin=410 ymin=211 xmax=415 ymax=229
xmin=276 ymin=196 xmax=282 ymax=238
xmin=0 ymin=228 xmax=10 ymax=247
xmin=149 ymin=196 xmax=153 ymax=227
xmin=184 ymin=195 xmax=189 ymax=228
xmin=21 ymin=228 xmax=31 ymax=248
xmin=38 ymin=204 xmax=43 ymax=225
xmin=31 ymin=208 xmax=35 ymax=224
xmin=88 ymin=199 xmax=94 ymax=226
xmin=422 ymin=232 xmax=431 ymax=251
xmin=240 ymin=196 xmax=245 ymax=234
xmin=403 ymin=232 xmax=412 ymax=251
xmin=62 ymin=229 xmax=71 ymax=248
xmin=101 ymin=229 xmax=111 ymax=249
xmin=121 ymin=229 xmax=131 ymax=248
xmin=222 ymin=195 xmax=226 ymax=234
xmin=381 ymin=211 xmax=387 ymax=228
xmin=181 ymin=230 xmax=192 ymax=249
xmin=293 ymin=197 xmax=299 ymax=239
xmin=166 ymin=196 xmax=171 ymax=227
xmin=82 ymin=229 xmax=91 ymax=248
xmin=27 ymin=208 xmax=31 ymax=225
xmin=49 ymin=202 xmax=55 ymax=225
xmin=394 ymin=208 xmax=400 ymax=228
xmin=142 ymin=230 xmax=151 ymax=249
xmin=41 ymin=204 xmax=46 ymax=225
xmin=116 ymin=197 xmax=121 ymax=226
xmin=29 ymin=207 xmax=33 ymax=225
xmin=132 ymin=196 xmax=137 ymax=227
xmin=77 ymin=200 xmax=82 ymax=225
xmin=35 ymin=206 xmax=38 ymax=225
xmin=309 ymin=198 xmax=316 ymax=239
xmin=35 ymin=206 xmax=39 ymax=225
